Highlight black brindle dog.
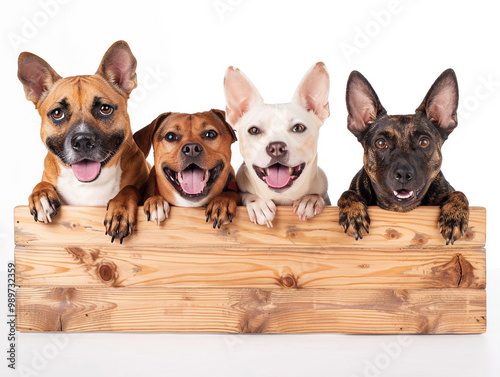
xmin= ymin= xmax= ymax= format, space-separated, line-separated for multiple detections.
xmin=338 ymin=69 xmax=469 ymax=245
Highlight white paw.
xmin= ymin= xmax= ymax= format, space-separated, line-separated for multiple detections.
xmin=148 ymin=200 xmax=170 ymax=225
xmin=37 ymin=196 xmax=57 ymax=223
xmin=246 ymin=198 xmax=276 ymax=227
xmin=292 ymin=195 xmax=325 ymax=221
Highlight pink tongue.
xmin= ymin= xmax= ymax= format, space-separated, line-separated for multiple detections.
xmin=265 ymin=165 xmax=291 ymax=188
xmin=72 ymin=160 xmax=101 ymax=182
xmin=180 ymin=167 xmax=206 ymax=194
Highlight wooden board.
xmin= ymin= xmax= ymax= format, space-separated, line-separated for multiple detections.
xmin=15 ymin=246 xmax=486 ymax=289
xmin=14 ymin=205 xmax=487 ymax=334
xmin=14 ymin=206 xmax=486 ymax=250
xmin=16 ymin=287 xmax=486 ymax=334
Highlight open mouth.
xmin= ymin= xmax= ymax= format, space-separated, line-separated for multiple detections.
xmin=71 ymin=160 xmax=103 ymax=183
xmin=393 ymin=190 xmax=417 ymax=201
xmin=70 ymin=154 xmax=115 ymax=183
xmin=253 ymin=162 xmax=305 ymax=190
xmin=163 ymin=163 xmax=223 ymax=198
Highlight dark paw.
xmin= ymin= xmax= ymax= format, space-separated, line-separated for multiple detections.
xmin=438 ymin=192 xmax=469 ymax=245
xmin=206 ymin=195 xmax=237 ymax=229
xmin=104 ymin=199 xmax=137 ymax=244
xmin=338 ymin=191 xmax=370 ymax=240
xmin=29 ymin=187 xmax=61 ymax=223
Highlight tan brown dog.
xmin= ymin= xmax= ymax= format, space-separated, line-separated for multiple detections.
xmin=18 ymin=41 xmax=149 ymax=243
xmin=134 ymin=110 xmax=241 ymax=227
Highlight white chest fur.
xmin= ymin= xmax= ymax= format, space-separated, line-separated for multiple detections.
xmin=56 ymin=161 xmax=122 ymax=206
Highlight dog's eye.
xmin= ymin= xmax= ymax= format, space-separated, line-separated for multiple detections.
xmin=291 ymin=124 xmax=306 ymax=133
xmin=50 ymin=109 xmax=64 ymax=121
xmin=99 ymin=104 xmax=114 ymax=116
xmin=248 ymin=126 xmax=260 ymax=135
xmin=419 ymin=137 xmax=430 ymax=148
xmin=204 ymin=130 xmax=218 ymax=139
xmin=375 ymin=138 xmax=387 ymax=149
xmin=165 ymin=132 xmax=178 ymax=142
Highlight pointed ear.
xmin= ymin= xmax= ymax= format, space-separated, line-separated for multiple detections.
xmin=292 ymin=62 xmax=330 ymax=122
xmin=210 ymin=109 xmax=237 ymax=143
xmin=223 ymin=66 xmax=263 ymax=125
xmin=416 ymin=69 xmax=459 ymax=139
xmin=96 ymin=40 xmax=137 ymax=95
xmin=18 ymin=52 xmax=62 ymax=106
xmin=133 ymin=113 xmax=171 ymax=158
xmin=346 ymin=71 xmax=386 ymax=142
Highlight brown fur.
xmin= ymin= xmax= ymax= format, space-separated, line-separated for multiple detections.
xmin=18 ymin=41 xmax=149 ymax=243
xmin=134 ymin=110 xmax=241 ymax=228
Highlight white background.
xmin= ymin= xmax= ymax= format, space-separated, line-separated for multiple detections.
xmin=1 ymin=0 xmax=499 ymax=376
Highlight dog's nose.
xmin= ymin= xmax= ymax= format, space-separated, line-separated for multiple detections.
xmin=266 ymin=142 xmax=287 ymax=158
xmin=71 ymin=133 xmax=96 ymax=152
xmin=394 ymin=166 xmax=414 ymax=183
xmin=182 ymin=143 xmax=203 ymax=157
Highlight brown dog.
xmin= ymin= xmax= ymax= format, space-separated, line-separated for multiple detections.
xmin=18 ymin=41 xmax=149 ymax=243
xmin=134 ymin=110 xmax=241 ymax=227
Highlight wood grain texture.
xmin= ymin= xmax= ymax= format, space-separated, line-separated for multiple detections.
xmin=13 ymin=205 xmax=487 ymax=334
xmin=14 ymin=206 xmax=486 ymax=249
xmin=16 ymin=287 xmax=486 ymax=334
xmin=15 ymin=246 xmax=486 ymax=289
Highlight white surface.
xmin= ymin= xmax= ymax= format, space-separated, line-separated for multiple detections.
xmin=1 ymin=1 xmax=499 ymax=376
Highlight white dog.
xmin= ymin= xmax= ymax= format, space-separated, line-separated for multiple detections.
xmin=224 ymin=62 xmax=330 ymax=226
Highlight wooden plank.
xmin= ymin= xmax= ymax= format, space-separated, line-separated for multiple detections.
xmin=16 ymin=287 xmax=486 ymax=334
xmin=15 ymin=246 xmax=486 ymax=289
xmin=14 ymin=206 xmax=486 ymax=249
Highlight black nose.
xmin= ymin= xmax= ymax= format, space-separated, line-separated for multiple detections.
xmin=266 ymin=142 xmax=287 ymax=158
xmin=71 ymin=133 xmax=96 ymax=152
xmin=394 ymin=166 xmax=414 ymax=183
xmin=182 ymin=143 xmax=203 ymax=157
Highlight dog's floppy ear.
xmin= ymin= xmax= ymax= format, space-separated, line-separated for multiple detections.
xmin=210 ymin=109 xmax=237 ymax=143
xmin=133 ymin=113 xmax=171 ymax=158
xmin=96 ymin=40 xmax=137 ymax=96
xmin=224 ymin=66 xmax=263 ymax=125
xmin=292 ymin=62 xmax=330 ymax=122
xmin=18 ymin=52 xmax=62 ymax=107
xmin=416 ymin=68 xmax=459 ymax=140
xmin=346 ymin=71 xmax=386 ymax=142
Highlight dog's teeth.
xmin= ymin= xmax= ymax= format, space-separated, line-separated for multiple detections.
xmin=203 ymin=170 xmax=209 ymax=182
xmin=289 ymin=167 xmax=294 ymax=175
xmin=177 ymin=172 xmax=183 ymax=183
xmin=264 ymin=168 xmax=269 ymax=176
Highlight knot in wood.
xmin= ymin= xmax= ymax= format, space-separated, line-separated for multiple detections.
xmin=280 ymin=273 xmax=297 ymax=288
xmin=98 ymin=261 xmax=117 ymax=284
xmin=384 ymin=228 xmax=401 ymax=240
xmin=286 ymin=225 xmax=299 ymax=239
xmin=464 ymin=228 xmax=474 ymax=241
xmin=412 ymin=233 xmax=428 ymax=246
